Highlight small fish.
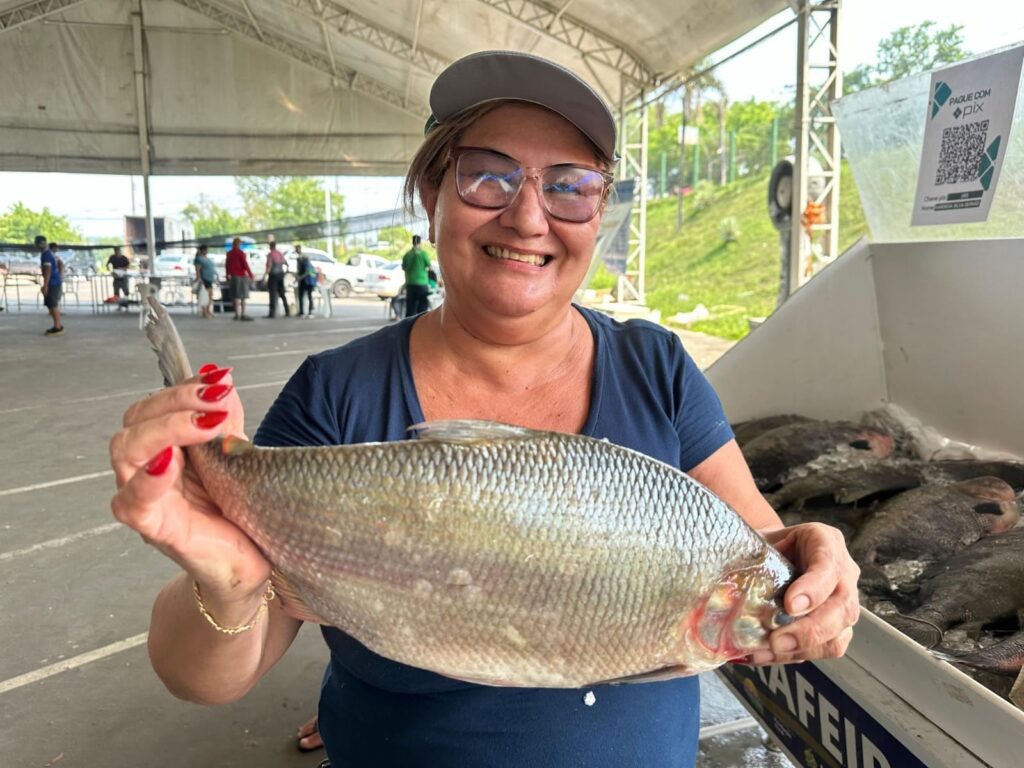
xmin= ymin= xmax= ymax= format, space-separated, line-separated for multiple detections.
xmin=143 ymin=298 xmax=794 ymax=688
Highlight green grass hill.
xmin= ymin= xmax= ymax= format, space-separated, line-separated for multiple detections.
xmin=591 ymin=163 xmax=870 ymax=339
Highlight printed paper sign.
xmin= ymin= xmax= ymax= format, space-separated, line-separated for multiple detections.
xmin=911 ymin=46 xmax=1024 ymax=226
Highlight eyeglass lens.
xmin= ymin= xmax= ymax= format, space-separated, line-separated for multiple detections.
xmin=455 ymin=150 xmax=606 ymax=222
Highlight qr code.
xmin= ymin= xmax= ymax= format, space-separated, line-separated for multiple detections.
xmin=934 ymin=120 xmax=989 ymax=185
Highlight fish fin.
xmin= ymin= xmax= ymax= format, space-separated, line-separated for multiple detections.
xmin=220 ymin=435 xmax=254 ymax=455
xmin=886 ymin=612 xmax=943 ymax=649
xmin=593 ymin=665 xmax=694 ymax=685
xmin=270 ymin=568 xmax=327 ymax=625
xmin=143 ymin=296 xmax=193 ymax=386
xmin=409 ymin=420 xmax=537 ymax=443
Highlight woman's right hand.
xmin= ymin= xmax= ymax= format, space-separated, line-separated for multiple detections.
xmin=109 ymin=364 xmax=272 ymax=617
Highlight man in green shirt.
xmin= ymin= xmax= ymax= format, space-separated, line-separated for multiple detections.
xmin=401 ymin=235 xmax=431 ymax=318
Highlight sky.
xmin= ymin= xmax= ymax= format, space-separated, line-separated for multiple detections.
xmin=1 ymin=0 xmax=1021 ymax=241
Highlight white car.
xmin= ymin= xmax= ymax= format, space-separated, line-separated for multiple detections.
xmin=153 ymin=253 xmax=194 ymax=277
xmin=270 ymin=249 xmax=394 ymax=298
xmin=362 ymin=261 xmax=405 ymax=299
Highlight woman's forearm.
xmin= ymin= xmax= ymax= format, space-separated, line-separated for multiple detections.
xmin=147 ymin=572 xmax=301 ymax=705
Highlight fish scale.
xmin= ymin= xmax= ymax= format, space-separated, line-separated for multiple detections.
xmin=143 ymin=297 xmax=794 ymax=688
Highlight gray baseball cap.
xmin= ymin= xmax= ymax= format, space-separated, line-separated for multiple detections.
xmin=427 ymin=50 xmax=617 ymax=160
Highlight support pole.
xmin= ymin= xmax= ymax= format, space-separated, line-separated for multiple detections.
xmin=615 ymin=74 xmax=647 ymax=304
xmin=787 ymin=0 xmax=842 ymax=299
xmin=131 ymin=0 xmax=156 ymax=266
xmin=325 ymin=184 xmax=334 ymax=258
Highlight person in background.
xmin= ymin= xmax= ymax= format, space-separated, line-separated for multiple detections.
xmin=108 ymin=246 xmax=131 ymax=311
xmin=315 ymin=268 xmax=333 ymax=319
xmin=294 ymin=244 xmax=315 ymax=319
xmin=36 ymin=235 xmax=64 ymax=336
xmin=225 ymin=237 xmax=254 ymax=321
xmin=401 ymin=234 xmax=431 ymax=318
xmin=193 ymin=245 xmax=217 ymax=320
xmin=263 ymin=241 xmax=290 ymax=318
xmin=108 ymin=51 xmax=859 ymax=768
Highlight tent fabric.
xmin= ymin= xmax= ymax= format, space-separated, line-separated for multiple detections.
xmin=0 ymin=0 xmax=787 ymax=176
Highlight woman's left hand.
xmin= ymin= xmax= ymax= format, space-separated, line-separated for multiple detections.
xmin=749 ymin=523 xmax=861 ymax=665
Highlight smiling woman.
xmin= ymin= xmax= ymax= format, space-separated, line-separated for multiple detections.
xmin=109 ymin=50 xmax=861 ymax=768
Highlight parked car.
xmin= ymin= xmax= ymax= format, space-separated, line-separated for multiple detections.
xmin=59 ymin=250 xmax=98 ymax=277
xmin=153 ymin=253 xmax=195 ymax=277
xmin=363 ymin=261 xmax=405 ymax=299
xmin=0 ymin=253 xmax=42 ymax=281
xmin=277 ymin=249 xmax=394 ymax=299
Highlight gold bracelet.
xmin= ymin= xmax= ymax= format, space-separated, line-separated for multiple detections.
xmin=192 ymin=579 xmax=276 ymax=635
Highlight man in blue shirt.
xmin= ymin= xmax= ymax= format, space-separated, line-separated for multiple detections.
xmin=36 ymin=235 xmax=64 ymax=336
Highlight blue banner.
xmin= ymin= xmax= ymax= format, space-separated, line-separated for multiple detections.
xmin=719 ymin=662 xmax=929 ymax=768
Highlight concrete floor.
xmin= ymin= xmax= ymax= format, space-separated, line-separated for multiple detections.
xmin=0 ymin=295 xmax=782 ymax=767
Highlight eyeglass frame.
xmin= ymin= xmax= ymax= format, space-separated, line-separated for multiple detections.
xmin=446 ymin=146 xmax=615 ymax=223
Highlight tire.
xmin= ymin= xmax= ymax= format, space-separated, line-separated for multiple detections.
xmin=332 ymin=279 xmax=352 ymax=299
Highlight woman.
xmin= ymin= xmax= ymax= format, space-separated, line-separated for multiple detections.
xmin=109 ymin=51 xmax=859 ymax=767
xmin=193 ymin=244 xmax=217 ymax=319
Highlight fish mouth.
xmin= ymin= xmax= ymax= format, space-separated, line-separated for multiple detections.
xmin=484 ymin=245 xmax=551 ymax=267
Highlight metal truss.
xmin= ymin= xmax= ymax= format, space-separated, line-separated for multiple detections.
xmin=476 ymin=0 xmax=654 ymax=87
xmin=616 ymin=80 xmax=647 ymax=304
xmin=281 ymin=0 xmax=448 ymax=76
xmin=0 ymin=0 xmax=88 ymax=35
xmin=171 ymin=0 xmax=427 ymax=116
xmin=788 ymin=0 xmax=842 ymax=297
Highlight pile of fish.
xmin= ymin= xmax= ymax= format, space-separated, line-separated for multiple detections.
xmin=736 ymin=413 xmax=1024 ymax=704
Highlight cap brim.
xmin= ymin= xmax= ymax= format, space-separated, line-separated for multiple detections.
xmin=428 ymin=51 xmax=617 ymax=160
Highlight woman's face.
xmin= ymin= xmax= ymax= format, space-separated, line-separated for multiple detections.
xmin=422 ymin=103 xmax=604 ymax=327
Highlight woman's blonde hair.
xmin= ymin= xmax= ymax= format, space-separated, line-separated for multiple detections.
xmin=402 ymin=101 xmax=615 ymax=216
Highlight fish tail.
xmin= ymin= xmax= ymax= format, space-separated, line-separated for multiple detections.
xmin=144 ymin=296 xmax=193 ymax=386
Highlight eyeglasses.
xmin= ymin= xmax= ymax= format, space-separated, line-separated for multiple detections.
xmin=451 ymin=147 xmax=612 ymax=223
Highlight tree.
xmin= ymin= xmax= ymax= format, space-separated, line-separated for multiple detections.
xmin=181 ymin=197 xmax=247 ymax=238
xmin=0 ymin=203 xmax=84 ymax=244
xmin=844 ymin=22 xmax=967 ymax=94
xmin=235 ymin=177 xmax=344 ymax=231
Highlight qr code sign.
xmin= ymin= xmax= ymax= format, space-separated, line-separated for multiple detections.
xmin=935 ymin=120 xmax=989 ymax=185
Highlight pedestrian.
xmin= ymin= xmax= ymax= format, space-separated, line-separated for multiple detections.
xmin=107 ymin=246 xmax=131 ymax=310
xmin=109 ymin=50 xmax=859 ymax=768
xmin=263 ymin=241 xmax=290 ymax=318
xmin=294 ymin=244 xmax=315 ymax=318
xmin=315 ymin=268 xmax=333 ymax=318
xmin=36 ymin=235 xmax=64 ymax=335
xmin=193 ymin=245 xmax=217 ymax=319
xmin=401 ymin=234 xmax=431 ymax=317
xmin=225 ymin=237 xmax=254 ymax=321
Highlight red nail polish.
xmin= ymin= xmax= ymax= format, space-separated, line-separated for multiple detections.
xmin=198 ymin=363 xmax=219 ymax=375
xmin=200 ymin=366 xmax=232 ymax=385
xmin=194 ymin=410 xmax=229 ymax=429
xmin=198 ymin=384 xmax=233 ymax=402
xmin=727 ymin=656 xmax=752 ymax=665
xmin=145 ymin=446 xmax=174 ymax=475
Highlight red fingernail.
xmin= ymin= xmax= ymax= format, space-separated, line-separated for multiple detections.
xmin=198 ymin=363 xmax=219 ymax=375
xmin=193 ymin=410 xmax=229 ymax=429
xmin=727 ymin=656 xmax=752 ymax=665
xmin=145 ymin=446 xmax=174 ymax=475
xmin=200 ymin=367 xmax=232 ymax=385
xmin=198 ymin=384 xmax=233 ymax=402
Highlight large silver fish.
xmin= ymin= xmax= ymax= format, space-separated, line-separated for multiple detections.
xmin=145 ymin=298 xmax=793 ymax=688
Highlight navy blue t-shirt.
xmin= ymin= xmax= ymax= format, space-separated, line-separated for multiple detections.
xmin=40 ymin=249 xmax=62 ymax=287
xmin=255 ymin=306 xmax=734 ymax=767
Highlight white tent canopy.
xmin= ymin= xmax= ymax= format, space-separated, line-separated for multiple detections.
xmin=0 ymin=0 xmax=787 ymax=176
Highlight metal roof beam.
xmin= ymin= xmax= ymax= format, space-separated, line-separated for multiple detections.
xmin=474 ymin=0 xmax=655 ymax=86
xmin=0 ymin=0 xmax=88 ymax=36
xmin=281 ymin=0 xmax=448 ymax=76
xmin=170 ymin=0 xmax=426 ymax=117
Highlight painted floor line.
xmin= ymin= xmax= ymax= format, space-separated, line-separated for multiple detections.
xmin=228 ymin=349 xmax=324 ymax=360
xmin=0 ymin=379 xmax=288 ymax=415
xmin=0 ymin=633 xmax=148 ymax=696
xmin=0 ymin=470 xmax=115 ymax=497
xmin=0 ymin=522 xmax=123 ymax=562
